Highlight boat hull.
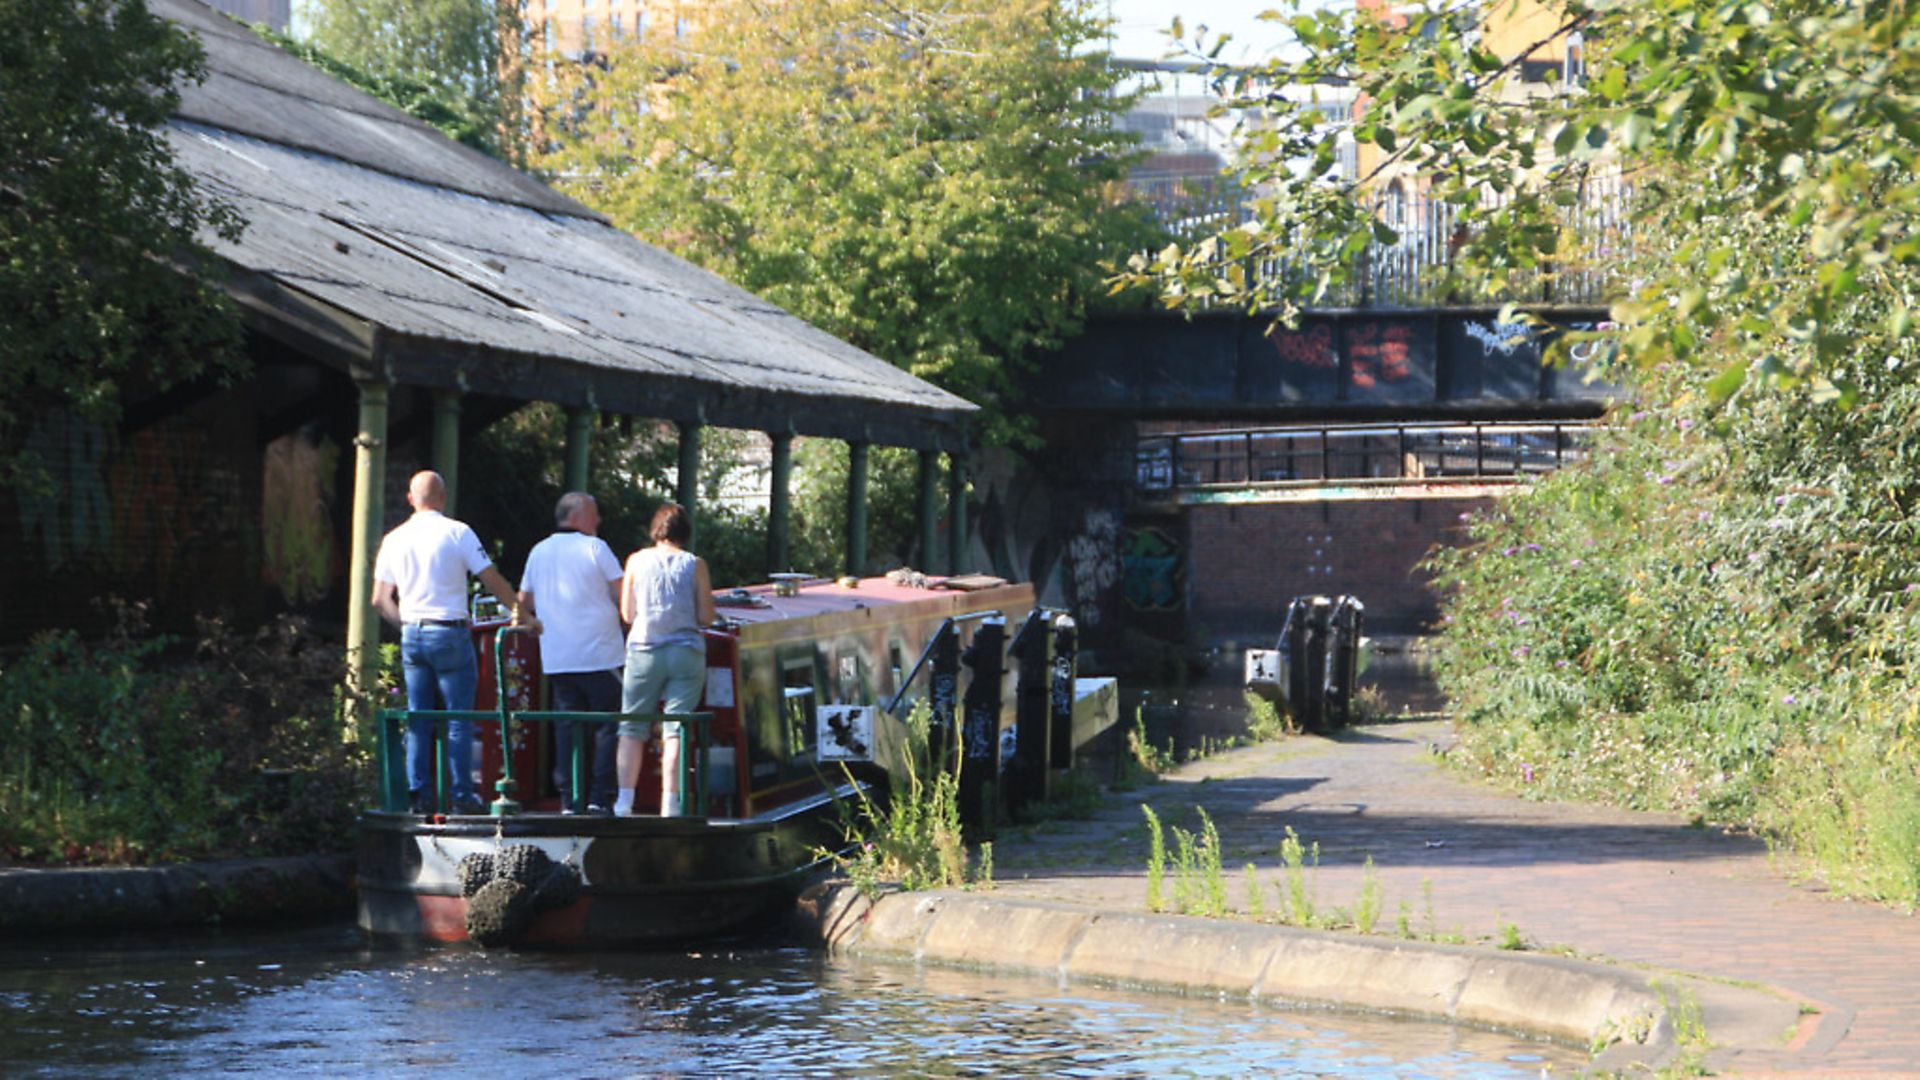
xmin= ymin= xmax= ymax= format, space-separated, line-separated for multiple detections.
xmin=356 ymin=790 xmax=851 ymax=947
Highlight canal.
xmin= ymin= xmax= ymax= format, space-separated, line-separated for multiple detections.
xmin=1 ymin=925 xmax=1580 ymax=1076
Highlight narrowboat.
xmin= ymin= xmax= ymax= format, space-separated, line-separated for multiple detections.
xmin=356 ymin=572 xmax=1097 ymax=948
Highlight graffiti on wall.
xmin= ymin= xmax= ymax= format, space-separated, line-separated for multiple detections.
xmin=1122 ymin=526 xmax=1184 ymax=612
xmin=1348 ymin=323 xmax=1416 ymax=388
xmin=1064 ymin=508 xmax=1121 ymax=627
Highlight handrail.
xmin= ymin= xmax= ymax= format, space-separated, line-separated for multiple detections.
xmin=881 ymin=608 xmax=1003 ymax=716
xmin=375 ymin=703 xmax=717 ymax=818
xmin=1138 ymin=419 xmax=1597 ymax=493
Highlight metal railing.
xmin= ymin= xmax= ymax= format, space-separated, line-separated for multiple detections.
xmin=1136 ymin=420 xmax=1598 ymax=493
xmin=376 ymin=625 xmax=717 ymax=817
xmin=1146 ymin=176 xmax=1632 ymax=310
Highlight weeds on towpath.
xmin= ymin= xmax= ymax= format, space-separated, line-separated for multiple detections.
xmin=1138 ymin=805 xmax=1515 ymax=949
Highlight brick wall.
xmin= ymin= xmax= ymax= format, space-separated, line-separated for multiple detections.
xmin=1185 ymin=495 xmax=1493 ymax=639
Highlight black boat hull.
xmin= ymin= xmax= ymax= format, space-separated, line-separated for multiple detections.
xmin=355 ymin=789 xmax=851 ymax=946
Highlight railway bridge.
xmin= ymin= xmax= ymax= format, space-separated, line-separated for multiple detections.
xmin=1002 ymin=304 xmax=1620 ymax=662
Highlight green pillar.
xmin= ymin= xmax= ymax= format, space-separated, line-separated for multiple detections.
xmin=565 ymin=406 xmax=594 ymax=492
xmin=431 ymin=389 xmax=461 ymax=515
xmin=917 ymin=449 xmax=940 ymax=573
xmin=676 ymin=420 xmax=701 ymax=550
xmin=845 ymin=440 xmax=870 ymax=578
xmin=347 ymin=380 xmax=390 ymax=741
xmin=767 ymin=431 xmax=793 ymax=575
xmin=946 ymin=450 xmax=968 ymax=576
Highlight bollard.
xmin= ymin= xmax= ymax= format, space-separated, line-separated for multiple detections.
xmin=928 ymin=620 xmax=960 ymax=769
xmin=1007 ymin=608 xmax=1052 ymax=819
xmin=1049 ymin=615 xmax=1077 ymax=774
xmin=959 ymin=616 xmax=1006 ymax=836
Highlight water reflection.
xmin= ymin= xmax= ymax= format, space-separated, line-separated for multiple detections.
xmin=0 ymin=925 xmax=1576 ymax=1077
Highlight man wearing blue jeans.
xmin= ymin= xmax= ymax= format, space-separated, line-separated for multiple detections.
xmin=372 ymin=471 xmax=533 ymax=815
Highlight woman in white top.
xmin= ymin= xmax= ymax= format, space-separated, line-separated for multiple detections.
xmin=615 ymin=503 xmax=716 ymax=817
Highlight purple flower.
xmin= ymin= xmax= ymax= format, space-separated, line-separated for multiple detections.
xmin=1657 ymin=475 xmax=1675 ymax=486
xmin=1629 ymin=410 xmax=1649 ymax=422
xmin=1555 ymin=659 xmax=1569 ymax=669
xmin=1524 ymin=543 xmax=1542 ymax=552
xmin=1569 ymin=558 xmax=1584 ymax=568
xmin=1521 ymin=762 xmax=1535 ymax=783
xmin=1458 ymin=512 xmax=1473 ymax=522
xmin=1748 ymin=552 xmax=1765 ymax=563
xmin=1782 ymin=693 xmax=1798 ymax=706
xmin=1503 ymin=546 xmax=1519 ymax=556
xmin=1697 ymin=511 xmax=1711 ymax=523
xmin=1678 ymin=418 xmax=1694 ymax=430
xmin=1774 ymin=495 xmax=1789 ymax=506
xmin=1512 ymin=645 xmax=1531 ymax=659
xmin=1905 ymin=584 xmax=1919 ymax=594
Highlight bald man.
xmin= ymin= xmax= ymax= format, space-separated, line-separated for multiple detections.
xmin=373 ymin=470 xmax=528 ymax=816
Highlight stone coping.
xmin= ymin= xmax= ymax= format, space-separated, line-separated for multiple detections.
xmin=794 ymin=884 xmax=1811 ymax=1072
xmin=0 ymin=855 xmax=354 ymax=933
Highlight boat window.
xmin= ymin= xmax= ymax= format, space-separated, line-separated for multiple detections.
xmin=781 ymin=659 xmax=817 ymax=760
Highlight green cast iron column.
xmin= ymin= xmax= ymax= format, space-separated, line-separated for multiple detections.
xmin=946 ymin=450 xmax=968 ymax=575
xmin=431 ymin=389 xmax=461 ymax=514
xmin=347 ymin=379 xmax=390 ymax=741
xmin=767 ymin=431 xmax=793 ymax=574
xmin=676 ymin=420 xmax=701 ymax=550
xmin=564 ymin=406 xmax=594 ymax=492
xmin=917 ymin=449 xmax=940 ymax=573
xmin=845 ymin=440 xmax=870 ymax=578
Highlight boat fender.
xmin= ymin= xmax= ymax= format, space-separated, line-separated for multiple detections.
xmin=456 ymin=852 xmax=495 ymax=898
xmin=462 ymin=843 xmax=583 ymax=948
xmin=466 ymin=879 xmax=536 ymax=947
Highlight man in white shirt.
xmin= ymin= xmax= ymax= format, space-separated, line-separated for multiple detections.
xmin=518 ymin=491 xmax=626 ymax=814
xmin=372 ymin=470 xmax=527 ymax=815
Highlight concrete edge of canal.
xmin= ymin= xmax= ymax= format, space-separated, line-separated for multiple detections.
xmin=793 ymin=883 xmax=1821 ymax=1073
xmin=0 ymin=855 xmax=355 ymax=933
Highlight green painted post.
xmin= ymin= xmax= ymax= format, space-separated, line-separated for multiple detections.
xmin=346 ymin=380 xmax=389 ymax=744
xmin=564 ymin=406 xmax=594 ymax=492
xmin=677 ymin=420 xmax=701 ymax=551
xmin=767 ymin=432 xmax=793 ymax=574
xmin=431 ymin=389 xmax=461 ymax=514
xmin=946 ymin=450 xmax=968 ymax=575
xmin=917 ymin=449 xmax=940 ymax=573
xmin=846 ymin=440 xmax=869 ymax=578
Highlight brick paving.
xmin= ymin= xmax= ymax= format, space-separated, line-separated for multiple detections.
xmin=991 ymin=717 xmax=1920 ymax=1075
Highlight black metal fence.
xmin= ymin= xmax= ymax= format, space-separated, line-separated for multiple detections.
xmin=1136 ymin=420 xmax=1599 ymax=493
xmin=1153 ymin=176 xmax=1632 ymax=310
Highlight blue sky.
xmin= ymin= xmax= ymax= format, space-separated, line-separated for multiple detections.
xmin=1102 ymin=0 xmax=1299 ymax=63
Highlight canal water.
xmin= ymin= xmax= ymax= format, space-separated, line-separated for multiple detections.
xmin=0 ymin=925 xmax=1581 ymax=1076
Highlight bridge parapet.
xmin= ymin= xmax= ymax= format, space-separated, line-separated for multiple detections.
xmin=1138 ymin=419 xmax=1598 ymax=505
xmin=1035 ymin=307 xmax=1620 ymax=421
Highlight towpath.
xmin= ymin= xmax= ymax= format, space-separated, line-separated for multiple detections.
xmin=988 ymin=716 xmax=1920 ymax=1076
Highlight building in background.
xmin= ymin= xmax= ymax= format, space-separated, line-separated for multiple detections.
xmin=533 ymin=0 xmax=691 ymax=56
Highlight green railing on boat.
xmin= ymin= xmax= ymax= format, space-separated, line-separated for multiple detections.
xmin=374 ymin=624 xmax=714 ymax=818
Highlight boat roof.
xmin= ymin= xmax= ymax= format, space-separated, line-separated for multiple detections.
xmin=714 ymin=575 xmax=1026 ymax=627
xmin=153 ymin=0 xmax=976 ymax=451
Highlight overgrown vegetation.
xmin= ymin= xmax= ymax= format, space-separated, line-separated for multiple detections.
xmin=0 ymin=606 xmax=367 ymax=865
xmin=532 ymin=0 xmax=1163 ymax=447
xmin=1430 ymin=344 xmax=1920 ymax=904
xmin=828 ymin=702 xmax=983 ymax=896
xmin=2 ymin=0 xmax=244 ymax=492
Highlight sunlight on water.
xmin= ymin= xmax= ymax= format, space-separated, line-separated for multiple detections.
xmin=0 ymin=926 xmax=1578 ymax=1077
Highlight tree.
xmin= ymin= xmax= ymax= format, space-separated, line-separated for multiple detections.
xmin=0 ymin=0 xmax=244 ymax=489
xmin=532 ymin=0 xmax=1161 ymax=446
xmin=1135 ymin=0 xmax=1920 ymax=408
xmin=301 ymin=0 xmax=505 ymax=156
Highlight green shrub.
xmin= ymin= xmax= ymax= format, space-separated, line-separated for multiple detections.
xmin=0 ymin=609 xmax=366 ymax=865
xmin=829 ymin=702 xmax=974 ymax=895
xmin=1429 ymin=343 xmax=1920 ymax=905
